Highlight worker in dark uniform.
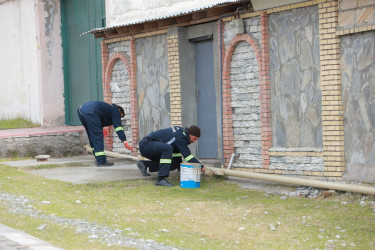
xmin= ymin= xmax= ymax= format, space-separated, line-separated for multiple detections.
xmin=136 ymin=125 xmax=206 ymax=187
xmin=77 ymin=101 xmax=132 ymax=167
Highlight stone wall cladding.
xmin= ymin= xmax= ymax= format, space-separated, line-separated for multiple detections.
xmin=103 ymin=41 xmax=134 ymax=154
xmin=269 ymin=148 xmax=324 ymax=172
xmin=269 ymin=5 xmax=322 ymax=149
xmin=222 ymin=17 xmax=263 ymax=168
xmin=0 ymin=132 xmax=88 ymax=158
xmin=230 ymin=41 xmax=262 ymax=168
xmin=338 ymin=0 xmax=375 ymax=31
xmin=136 ymin=34 xmax=170 ymax=139
xmin=223 ymin=17 xmax=261 ymax=46
xmin=107 ymin=40 xmax=131 ymax=61
xmin=341 ymin=30 xmax=375 ymax=182
xmin=265 ymin=5 xmax=324 ymax=174
xmin=109 ymin=59 xmax=132 ymax=153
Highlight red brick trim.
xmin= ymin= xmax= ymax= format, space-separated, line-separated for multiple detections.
xmin=260 ymin=12 xmax=272 ymax=168
xmin=222 ymin=29 xmax=271 ymax=167
xmin=129 ymin=37 xmax=139 ymax=155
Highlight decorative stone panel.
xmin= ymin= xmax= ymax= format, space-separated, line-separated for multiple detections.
xmin=341 ymin=30 xmax=375 ymax=182
xmin=136 ymin=34 xmax=170 ymax=139
xmin=338 ymin=0 xmax=375 ymax=31
xmin=269 ymin=5 xmax=322 ymax=149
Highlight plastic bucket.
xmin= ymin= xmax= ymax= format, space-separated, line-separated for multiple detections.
xmin=180 ymin=163 xmax=201 ymax=188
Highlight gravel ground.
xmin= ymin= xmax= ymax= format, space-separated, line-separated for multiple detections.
xmin=0 ymin=192 xmax=180 ymax=250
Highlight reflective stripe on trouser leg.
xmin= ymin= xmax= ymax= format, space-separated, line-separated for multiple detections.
xmin=185 ymin=154 xmax=196 ymax=162
xmin=94 ymin=151 xmax=106 ymax=164
xmin=82 ymin=114 xmax=106 ymax=164
xmin=138 ymin=139 xmax=173 ymax=177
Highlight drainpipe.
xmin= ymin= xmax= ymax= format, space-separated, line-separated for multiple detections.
xmin=206 ymin=167 xmax=375 ymax=195
xmin=90 ymin=145 xmax=375 ymax=196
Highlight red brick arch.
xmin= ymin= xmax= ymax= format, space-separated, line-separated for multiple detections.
xmin=104 ymin=52 xmax=131 ymax=102
xmin=222 ymin=31 xmax=271 ymax=168
xmin=103 ymin=52 xmax=138 ymax=154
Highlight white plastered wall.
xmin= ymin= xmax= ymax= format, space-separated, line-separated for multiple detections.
xmin=0 ymin=0 xmax=64 ymax=126
xmin=0 ymin=0 xmax=40 ymax=123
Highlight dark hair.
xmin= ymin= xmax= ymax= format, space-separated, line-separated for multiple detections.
xmin=112 ymin=104 xmax=125 ymax=116
xmin=188 ymin=125 xmax=201 ymax=137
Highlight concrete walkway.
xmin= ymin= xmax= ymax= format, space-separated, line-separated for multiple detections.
xmin=0 ymin=223 xmax=62 ymax=250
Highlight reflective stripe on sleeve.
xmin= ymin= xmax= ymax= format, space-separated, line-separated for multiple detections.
xmin=172 ymin=153 xmax=182 ymax=157
xmin=95 ymin=151 xmax=106 ymax=157
xmin=185 ymin=154 xmax=195 ymax=161
xmin=160 ymin=159 xmax=172 ymax=164
xmin=114 ymin=127 xmax=124 ymax=132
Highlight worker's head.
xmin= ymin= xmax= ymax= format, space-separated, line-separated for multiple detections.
xmin=188 ymin=125 xmax=200 ymax=143
xmin=113 ymin=104 xmax=125 ymax=118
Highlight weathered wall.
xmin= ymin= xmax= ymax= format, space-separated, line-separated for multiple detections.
xmin=136 ymin=34 xmax=170 ymax=139
xmin=0 ymin=0 xmax=40 ymax=122
xmin=0 ymin=0 xmax=65 ymax=126
xmin=341 ymin=30 xmax=375 ymax=182
xmin=0 ymin=131 xmax=88 ymax=158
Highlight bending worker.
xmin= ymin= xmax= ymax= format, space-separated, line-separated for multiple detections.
xmin=137 ymin=125 xmax=206 ymax=187
xmin=77 ymin=101 xmax=132 ymax=167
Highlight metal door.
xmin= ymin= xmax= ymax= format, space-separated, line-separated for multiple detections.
xmin=61 ymin=0 xmax=105 ymax=125
xmin=195 ymin=39 xmax=218 ymax=158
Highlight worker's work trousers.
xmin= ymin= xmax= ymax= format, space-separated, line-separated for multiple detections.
xmin=77 ymin=109 xmax=107 ymax=164
xmin=139 ymin=136 xmax=182 ymax=177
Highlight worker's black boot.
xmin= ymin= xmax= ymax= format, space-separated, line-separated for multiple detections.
xmin=97 ymin=161 xmax=114 ymax=167
xmin=136 ymin=161 xmax=150 ymax=176
xmin=155 ymin=177 xmax=174 ymax=187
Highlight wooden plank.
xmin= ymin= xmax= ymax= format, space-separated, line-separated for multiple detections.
xmin=94 ymin=32 xmax=106 ymax=38
xmin=129 ymin=24 xmax=144 ymax=32
xmin=192 ymin=11 xmax=207 ymax=20
xmin=144 ymin=21 xmax=159 ymax=29
xmin=207 ymin=5 xmax=238 ymax=17
xmin=176 ymin=14 xmax=193 ymax=23
xmin=158 ymin=18 xmax=176 ymax=27
xmin=116 ymin=27 xmax=130 ymax=35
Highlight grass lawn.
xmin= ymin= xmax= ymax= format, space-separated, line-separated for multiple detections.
xmin=0 ymin=162 xmax=374 ymax=249
xmin=0 ymin=118 xmax=39 ymax=129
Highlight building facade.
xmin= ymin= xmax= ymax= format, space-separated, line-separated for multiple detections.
xmin=90 ymin=0 xmax=375 ymax=183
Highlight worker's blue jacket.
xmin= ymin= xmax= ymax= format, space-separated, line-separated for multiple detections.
xmin=145 ymin=126 xmax=201 ymax=164
xmin=79 ymin=101 xmax=126 ymax=142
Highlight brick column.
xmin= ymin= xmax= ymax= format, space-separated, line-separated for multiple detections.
xmin=260 ymin=12 xmax=272 ymax=168
xmin=319 ymin=0 xmax=345 ymax=177
xmin=167 ymin=34 xmax=182 ymax=126
xmin=101 ymin=41 xmax=111 ymax=102
xmin=130 ymin=37 xmax=139 ymax=155
xmin=101 ymin=41 xmax=114 ymax=150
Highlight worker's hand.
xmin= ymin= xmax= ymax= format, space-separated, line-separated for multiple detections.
xmin=103 ymin=128 xmax=109 ymax=137
xmin=204 ymin=167 xmax=214 ymax=177
xmin=124 ymin=141 xmax=133 ymax=151
xmin=201 ymin=166 xmax=206 ymax=172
